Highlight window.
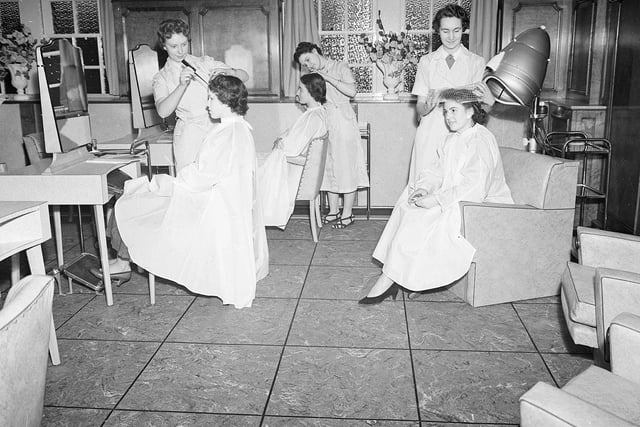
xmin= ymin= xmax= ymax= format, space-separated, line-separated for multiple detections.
xmin=0 ymin=0 xmax=20 ymax=33
xmin=42 ymin=0 xmax=107 ymax=94
xmin=317 ymin=0 xmax=471 ymax=94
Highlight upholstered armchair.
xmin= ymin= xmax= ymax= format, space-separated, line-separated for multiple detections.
xmin=0 ymin=275 xmax=55 ymax=427
xmin=561 ymin=227 xmax=640 ymax=359
xmin=450 ymin=147 xmax=579 ymax=306
xmin=520 ymin=312 xmax=640 ymax=426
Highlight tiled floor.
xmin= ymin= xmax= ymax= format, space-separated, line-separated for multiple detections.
xmin=1 ymin=217 xmax=594 ymax=426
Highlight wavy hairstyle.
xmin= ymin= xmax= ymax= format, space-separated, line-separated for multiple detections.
xmin=433 ymin=4 xmax=469 ymax=33
xmin=209 ymin=74 xmax=249 ymax=116
xmin=294 ymin=42 xmax=323 ymax=65
xmin=300 ymin=73 xmax=327 ymax=104
xmin=157 ymin=19 xmax=190 ymax=45
xmin=439 ymin=88 xmax=487 ymax=125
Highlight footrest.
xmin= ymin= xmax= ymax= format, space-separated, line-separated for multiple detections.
xmin=62 ymin=253 xmax=127 ymax=292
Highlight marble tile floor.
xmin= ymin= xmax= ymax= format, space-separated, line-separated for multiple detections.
xmin=0 ymin=217 xmax=594 ymax=426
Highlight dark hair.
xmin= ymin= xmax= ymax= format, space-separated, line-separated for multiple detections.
xmin=468 ymin=102 xmax=488 ymax=125
xmin=433 ymin=4 xmax=469 ymax=33
xmin=300 ymin=73 xmax=327 ymax=104
xmin=209 ymin=74 xmax=249 ymax=116
xmin=294 ymin=42 xmax=323 ymax=65
xmin=440 ymin=88 xmax=488 ymax=125
xmin=157 ymin=19 xmax=190 ymax=45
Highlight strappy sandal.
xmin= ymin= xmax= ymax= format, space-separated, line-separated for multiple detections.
xmin=332 ymin=214 xmax=355 ymax=229
xmin=322 ymin=211 xmax=342 ymax=224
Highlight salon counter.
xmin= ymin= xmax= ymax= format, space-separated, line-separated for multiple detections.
xmin=1 ymin=97 xmax=528 ymax=207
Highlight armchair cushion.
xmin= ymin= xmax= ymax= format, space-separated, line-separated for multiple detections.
xmin=520 ymin=313 xmax=640 ymax=427
xmin=0 ymin=275 xmax=54 ymax=427
xmin=563 ymin=365 xmax=640 ymax=425
xmin=520 ymin=381 xmax=636 ymax=427
xmin=577 ymin=226 xmax=640 ymax=272
xmin=562 ymin=262 xmax=596 ymax=327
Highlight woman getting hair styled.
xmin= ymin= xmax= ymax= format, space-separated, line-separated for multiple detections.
xmin=103 ymin=74 xmax=268 ymax=309
xmin=294 ymin=42 xmax=369 ymax=229
xmin=360 ymin=88 xmax=513 ymax=304
xmin=153 ymin=18 xmax=249 ymax=171
xmin=258 ymin=73 xmax=328 ymax=228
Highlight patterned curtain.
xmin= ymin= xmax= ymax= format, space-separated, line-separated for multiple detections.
xmin=282 ymin=0 xmax=319 ymax=97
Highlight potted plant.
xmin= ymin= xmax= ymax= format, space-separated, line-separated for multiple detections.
xmin=359 ymin=12 xmax=419 ymax=99
xmin=0 ymin=24 xmax=40 ymax=96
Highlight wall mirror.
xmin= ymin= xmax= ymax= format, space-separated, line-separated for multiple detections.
xmin=37 ymin=38 xmax=92 ymax=155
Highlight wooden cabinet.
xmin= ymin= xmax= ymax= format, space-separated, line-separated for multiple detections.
xmin=111 ymin=0 xmax=281 ymax=96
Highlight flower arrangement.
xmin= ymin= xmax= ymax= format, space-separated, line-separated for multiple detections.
xmin=0 ymin=25 xmax=40 ymax=79
xmin=358 ymin=11 xmax=419 ymax=78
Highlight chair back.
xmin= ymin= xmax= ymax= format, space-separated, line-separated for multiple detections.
xmin=296 ymin=133 xmax=329 ymax=201
xmin=0 ymin=275 xmax=55 ymax=427
xmin=500 ymin=147 xmax=578 ymax=209
xmin=129 ymin=44 xmax=163 ymax=130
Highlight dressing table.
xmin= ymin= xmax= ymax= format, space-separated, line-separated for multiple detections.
xmin=0 ymin=39 xmax=142 ymax=306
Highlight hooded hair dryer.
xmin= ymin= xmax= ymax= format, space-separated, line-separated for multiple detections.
xmin=483 ymin=27 xmax=551 ymax=106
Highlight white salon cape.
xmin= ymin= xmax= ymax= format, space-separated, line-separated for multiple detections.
xmin=410 ymin=46 xmax=486 ymax=180
xmin=373 ymin=124 xmax=513 ymax=291
xmin=258 ymin=105 xmax=327 ymax=228
xmin=115 ymin=116 xmax=269 ymax=308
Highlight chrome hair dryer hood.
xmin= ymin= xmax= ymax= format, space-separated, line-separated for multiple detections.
xmin=483 ymin=27 xmax=551 ymax=106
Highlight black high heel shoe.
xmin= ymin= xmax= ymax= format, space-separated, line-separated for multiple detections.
xmin=358 ymin=284 xmax=399 ymax=305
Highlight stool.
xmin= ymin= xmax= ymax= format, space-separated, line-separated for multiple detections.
xmin=358 ymin=121 xmax=371 ymax=219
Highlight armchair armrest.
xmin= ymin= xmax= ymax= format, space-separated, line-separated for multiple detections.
xmin=577 ymin=226 xmax=640 ymax=272
xmin=594 ymin=268 xmax=640 ymax=361
xmin=520 ymin=382 xmax=635 ymax=427
xmin=609 ymin=313 xmax=640 ymax=383
xmin=458 ymin=201 xmax=574 ymax=305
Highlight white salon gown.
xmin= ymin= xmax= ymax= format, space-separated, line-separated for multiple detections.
xmin=410 ymin=46 xmax=486 ymax=183
xmin=115 ymin=116 xmax=269 ymax=308
xmin=153 ymin=54 xmax=232 ymax=171
xmin=258 ymin=106 xmax=327 ymax=228
xmin=373 ymin=124 xmax=513 ymax=291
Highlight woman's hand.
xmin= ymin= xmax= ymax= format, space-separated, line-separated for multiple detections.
xmin=408 ymin=188 xmax=438 ymax=209
xmin=473 ymin=81 xmax=495 ymax=106
xmin=179 ymin=67 xmax=195 ymax=87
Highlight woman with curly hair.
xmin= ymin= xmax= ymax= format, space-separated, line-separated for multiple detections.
xmin=359 ymin=89 xmax=512 ymax=304
xmin=109 ymin=74 xmax=268 ymax=308
xmin=294 ymin=42 xmax=369 ymax=229
xmin=259 ymin=73 xmax=328 ymax=228
xmin=153 ymin=18 xmax=248 ymax=171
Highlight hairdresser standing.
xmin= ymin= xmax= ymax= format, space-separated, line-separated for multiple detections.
xmin=153 ymin=19 xmax=248 ymax=171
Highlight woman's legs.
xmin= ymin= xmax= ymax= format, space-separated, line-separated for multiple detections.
xmin=331 ymin=191 xmax=356 ymax=228
xmin=106 ymin=209 xmax=132 ymax=274
xmin=327 ymin=192 xmax=340 ymax=215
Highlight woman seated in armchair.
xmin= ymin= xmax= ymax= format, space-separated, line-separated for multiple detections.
xmin=258 ymin=73 xmax=328 ymax=228
xmin=96 ymin=74 xmax=268 ymax=309
xmin=359 ymin=88 xmax=513 ymax=305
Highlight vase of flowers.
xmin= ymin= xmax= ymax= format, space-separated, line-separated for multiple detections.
xmin=359 ymin=12 xmax=419 ymax=99
xmin=0 ymin=25 xmax=41 ymax=97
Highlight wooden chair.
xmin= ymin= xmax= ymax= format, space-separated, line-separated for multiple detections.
xmin=289 ymin=133 xmax=329 ymax=242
